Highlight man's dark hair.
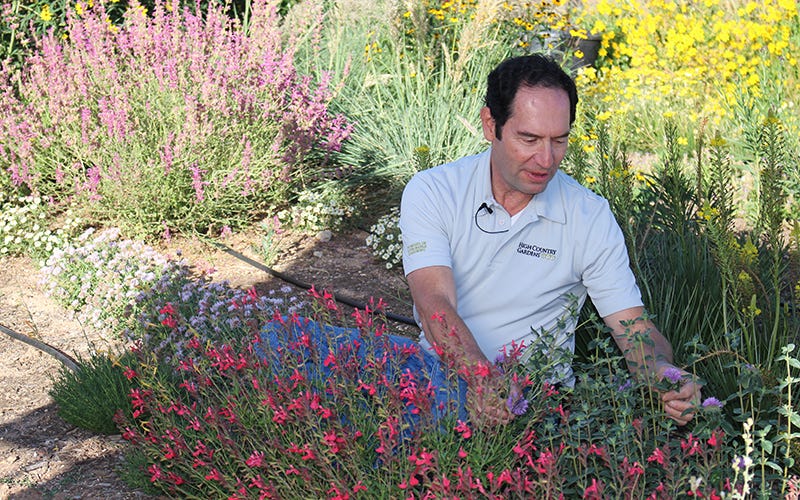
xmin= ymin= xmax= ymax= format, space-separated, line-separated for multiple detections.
xmin=485 ymin=54 xmax=578 ymax=139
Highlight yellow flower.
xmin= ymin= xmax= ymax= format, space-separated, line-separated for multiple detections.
xmin=592 ymin=19 xmax=607 ymax=33
xmin=585 ymin=176 xmax=597 ymax=184
xmin=596 ymin=110 xmax=613 ymax=121
xmin=709 ymin=133 xmax=727 ymax=147
xmin=677 ymin=136 xmax=688 ymax=146
xmin=75 ymin=2 xmax=84 ymax=15
xmin=39 ymin=4 xmax=53 ymax=21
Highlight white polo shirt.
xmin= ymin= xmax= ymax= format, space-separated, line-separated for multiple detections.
xmin=400 ymin=149 xmax=643 ymax=367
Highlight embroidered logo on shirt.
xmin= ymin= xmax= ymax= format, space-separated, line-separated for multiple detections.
xmin=517 ymin=241 xmax=557 ymax=261
xmin=407 ymin=241 xmax=427 ymax=255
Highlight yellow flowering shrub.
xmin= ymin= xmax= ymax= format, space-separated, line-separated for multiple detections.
xmin=572 ymin=0 xmax=799 ymax=148
xmin=399 ymin=0 xmax=576 ymax=57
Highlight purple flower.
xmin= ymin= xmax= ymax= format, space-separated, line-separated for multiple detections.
xmin=506 ymin=394 xmax=529 ymax=416
xmin=702 ymin=397 xmax=724 ymax=409
xmin=662 ymin=367 xmax=684 ymax=384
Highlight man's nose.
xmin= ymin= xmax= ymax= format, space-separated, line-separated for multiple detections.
xmin=532 ymin=141 xmax=556 ymax=169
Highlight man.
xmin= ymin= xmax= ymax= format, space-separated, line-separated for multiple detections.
xmin=399 ymin=54 xmax=700 ymax=427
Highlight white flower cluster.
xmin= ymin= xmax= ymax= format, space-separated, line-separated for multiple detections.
xmin=365 ymin=207 xmax=402 ymax=269
xmin=40 ymin=227 xmax=183 ymax=336
xmin=0 ymin=194 xmax=82 ymax=262
xmin=277 ymin=191 xmax=355 ymax=232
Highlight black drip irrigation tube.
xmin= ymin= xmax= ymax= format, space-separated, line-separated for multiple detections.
xmin=208 ymin=240 xmax=418 ymax=327
xmin=0 ymin=240 xmax=417 ymax=370
xmin=0 ymin=323 xmax=79 ymax=372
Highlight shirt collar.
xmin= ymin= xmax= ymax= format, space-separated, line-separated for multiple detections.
xmin=531 ymin=171 xmax=567 ymax=224
xmin=477 ymin=150 xmax=567 ymax=224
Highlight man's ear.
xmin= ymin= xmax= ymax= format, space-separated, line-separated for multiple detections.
xmin=480 ymin=106 xmax=496 ymax=142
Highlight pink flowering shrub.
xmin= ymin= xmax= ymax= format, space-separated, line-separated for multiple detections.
xmin=0 ymin=0 xmax=351 ymax=236
xmin=115 ymin=280 xmax=760 ymax=499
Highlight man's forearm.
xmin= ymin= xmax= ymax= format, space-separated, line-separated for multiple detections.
xmin=417 ymin=300 xmax=490 ymax=368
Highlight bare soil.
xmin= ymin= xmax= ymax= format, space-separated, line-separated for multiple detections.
xmin=0 ymin=228 xmax=414 ymax=499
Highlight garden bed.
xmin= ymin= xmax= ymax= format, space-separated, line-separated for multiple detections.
xmin=0 ymin=228 xmax=412 ymax=498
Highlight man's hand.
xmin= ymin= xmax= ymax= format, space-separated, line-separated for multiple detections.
xmin=604 ymin=307 xmax=702 ymax=426
xmin=465 ymin=374 xmax=513 ymax=428
xmin=658 ymin=363 xmax=702 ymax=426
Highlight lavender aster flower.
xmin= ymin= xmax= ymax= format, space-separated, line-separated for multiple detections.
xmin=702 ymin=397 xmax=724 ymax=409
xmin=506 ymin=394 xmax=529 ymax=416
xmin=662 ymin=367 xmax=684 ymax=384
xmin=618 ymin=379 xmax=633 ymax=392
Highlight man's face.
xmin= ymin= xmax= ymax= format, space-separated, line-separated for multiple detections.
xmin=480 ymin=85 xmax=571 ymax=201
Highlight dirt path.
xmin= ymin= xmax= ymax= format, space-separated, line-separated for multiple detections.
xmin=0 ymin=256 xmax=157 ymax=499
xmin=0 ymin=230 xmax=413 ymax=499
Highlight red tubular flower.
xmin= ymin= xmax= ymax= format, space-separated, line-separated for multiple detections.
xmin=647 ymin=447 xmax=667 ymax=466
xmin=204 ymin=468 xmax=223 ymax=482
xmin=455 ymin=420 xmax=472 ymax=439
xmin=583 ymin=478 xmax=604 ymax=500
xmin=681 ymin=433 xmax=702 ymax=456
xmin=162 ymin=445 xmax=177 ymax=460
xmin=246 ymin=450 xmax=265 ymax=467
xmin=159 ymin=303 xmax=176 ymax=316
xmin=708 ymin=430 xmax=724 ymax=448
xmin=148 ymin=464 xmax=163 ymax=483
xmin=167 ymin=472 xmax=184 ymax=486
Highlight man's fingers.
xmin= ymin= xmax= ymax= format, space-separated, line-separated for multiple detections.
xmin=665 ymin=399 xmax=696 ymax=426
xmin=662 ymin=381 xmax=701 ymax=402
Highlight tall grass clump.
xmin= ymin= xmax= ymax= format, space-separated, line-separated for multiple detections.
xmin=49 ymin=350 xmax=138 ymax=434
xmin=286 ymin=0 xmax=578 ymax=220
xmin=0 ymin=0 xmax=352 ymax=238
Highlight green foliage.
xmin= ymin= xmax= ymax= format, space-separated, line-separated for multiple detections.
xmin=49 ymin=350 xmax=136 ymax=435
xmin=566 ymin=108 xmax=800 ymax=472
xmin=252 ymin=215 xmax=284 ymax=266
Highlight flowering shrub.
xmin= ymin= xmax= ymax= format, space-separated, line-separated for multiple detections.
xmin=0 ymin=193 xmax=82 ymax=261
xmin=39 ymin=227 xmax=187 ymax=335
xmin=0 ymin=0 xmax=352 ymax=237
xmin=124 ymin=275 xmax=307 ymax=364
xmin=572 ymin=0 xmax=800 ymax=150
xmin=276 ymin=190 xmax=355 ymax=233
xmin=365 ymin=207 xmax=403 ymax=269
xmin=113 ymin=277 xmax=785 ymax=498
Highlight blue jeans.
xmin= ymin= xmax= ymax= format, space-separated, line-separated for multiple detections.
xmin=257 ymin=316 xmax=468 ymax=426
